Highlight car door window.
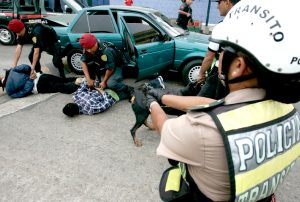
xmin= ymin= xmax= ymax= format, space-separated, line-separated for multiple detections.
xmin=71 ymin=10 xmax=115 ymax=33
xmin=123 ymin=16 xmax=161 ymax=45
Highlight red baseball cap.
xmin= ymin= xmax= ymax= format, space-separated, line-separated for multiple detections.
xmin=79 ymin=33 xmax=97 ymax=49
xmin=8 ymin=19 xmax=25 ymax=33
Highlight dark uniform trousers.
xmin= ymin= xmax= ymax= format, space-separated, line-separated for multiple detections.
xmin=36 ymin=74 xmax=78 ymax=94
xmin=29 ymin=42 xmax=65 ymax=79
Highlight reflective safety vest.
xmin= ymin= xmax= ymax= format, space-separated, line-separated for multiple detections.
xmin=206 ymin=99 xmax=300 ymax=202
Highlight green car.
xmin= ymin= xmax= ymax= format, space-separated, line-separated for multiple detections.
xmin=54 ymin=5 xmax=209 ymax=84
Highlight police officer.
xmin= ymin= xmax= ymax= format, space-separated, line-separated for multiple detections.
xmin=79 ymin=33 xmax=133 ymax=100
xmin=176 ymin=0 xmax=193 ymax=30
xmin=197 ymin=0 xmax=240 ymax=100
xmin=146 ymin=0 xmax=300 ymax=201
xmin=8 ymin=19 xmax=66 ymax=79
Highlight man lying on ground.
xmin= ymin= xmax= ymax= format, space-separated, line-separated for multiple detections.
xmin=0 ymin=64 xmax=81 ymax=98
xmin=62 ymin=80 xmax=119 ymax=116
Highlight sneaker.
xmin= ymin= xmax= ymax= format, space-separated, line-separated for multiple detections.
xmin=148 ymin=76 xmax=165 ymax=89
xmin=75 ymin=77 xmax=85 ymax=85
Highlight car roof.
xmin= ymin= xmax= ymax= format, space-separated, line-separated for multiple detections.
xmin=83 ymin=5 xmax=159 ymax=14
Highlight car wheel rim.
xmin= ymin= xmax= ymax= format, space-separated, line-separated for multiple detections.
xmin=188 ymin=65 xmax=201 ymax=83
xmin=0 ymin=28 xmax=12 ymax=44
xmin=71 ymin=52 xmax=83 ymax=72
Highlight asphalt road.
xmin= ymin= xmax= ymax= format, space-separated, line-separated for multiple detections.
xmin=0 ymin=44 xmax=299 ymax=202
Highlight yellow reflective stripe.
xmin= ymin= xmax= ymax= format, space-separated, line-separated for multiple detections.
xmin=235 ymin=143 xmax=300 ymax=195
xmin=165 ymin=168 xmax=182 ymax=192
xmin=217 ymin=100 xmax=294 ymax=131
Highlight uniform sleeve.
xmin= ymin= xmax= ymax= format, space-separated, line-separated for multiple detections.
xmin=208 ymin=41 xmax=220 ymax=53
xmin=104 ymin=49 xmax=116 ymax=70
xmin=180 ymin=3 xmax=188 ymax=12
xmin=17 ymin=37 xmax=24 ymax=45
xmin=80 ymin=52 xmax=88 ymax=63
xmin=208 ymin=23 xmax=222 ymax=52
xmin=31 ymin=26 xmax=43 ymax=48
xmin=157 ymin=114 xmax=206 ymax=166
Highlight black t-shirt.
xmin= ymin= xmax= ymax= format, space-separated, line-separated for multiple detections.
xmin=17 ymin=24 xmax=58 ymax=50
xmin=177 ymin=3 xmax=192 ymax=27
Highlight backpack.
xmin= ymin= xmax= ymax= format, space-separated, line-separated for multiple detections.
xmin=102 ymin=41 xmax=127 ymax=66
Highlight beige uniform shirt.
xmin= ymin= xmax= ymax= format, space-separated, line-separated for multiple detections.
xmin=157 ymin=88 xmax=266 ymax=201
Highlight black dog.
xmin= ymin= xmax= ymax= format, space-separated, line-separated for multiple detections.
xmin=130 ymin=80 xmax=202 ymax=147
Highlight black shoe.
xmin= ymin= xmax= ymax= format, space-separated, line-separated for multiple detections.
xmin=127 ymin=85 xmax=135 ymax=97
xmin=148 ymin=76 xmax=165 ymax=89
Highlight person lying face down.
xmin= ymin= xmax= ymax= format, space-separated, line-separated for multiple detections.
xmin=62 ymin=80 xmax=119 ymax=116
xmin=0 ymin=64 xmax=80 ymax=98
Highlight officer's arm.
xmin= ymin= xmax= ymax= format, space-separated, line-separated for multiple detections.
xmin=149 ymin=102 xmax=168 ymax=134
xmin=178 ymin=5 xmax=190 ymax=17
xmin=13 ymin=44 xmax=23 ymax=67
xmin=31 ymin=47 xmax=40 ymax=72
xmin=198 ymin=50 xmax=216 ymax=83
xmin=161 ymin=95 xmax=215 ymax=112
xmin=101 ymin=69 xmax=113 ymax=88
xmin=178 ymin=10 xmax=190 ymax=17
xmin=81 ymin=61 xmax=94 ymax=87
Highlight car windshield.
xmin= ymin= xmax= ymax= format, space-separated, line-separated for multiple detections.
xmin=150 ymin=12 xmax=185 ymax=37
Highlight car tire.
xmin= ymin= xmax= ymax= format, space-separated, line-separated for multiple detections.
xmin=67 ymin=49 xmax=84 ymax=74
xmin=0 ymin=25 xmax=16 ymax=45
xmin=182 ymin=59 xmax=202 ymax=85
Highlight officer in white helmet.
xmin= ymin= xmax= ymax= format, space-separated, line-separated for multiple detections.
xmin=145 ymin=0 xmax=300 ymax=201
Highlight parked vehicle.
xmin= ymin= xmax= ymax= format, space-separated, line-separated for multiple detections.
xmin=0 ymin=0 xmax=86 ymax=45
xmin=54 ymin=5 xmax=210 ymax=84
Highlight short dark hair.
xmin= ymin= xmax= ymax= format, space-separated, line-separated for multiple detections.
xmin=230 ymin=0 xmax=240 ymax=5
xmin=63 ymin=103 xmax=80 ymax=117
xmin=0 ymin=69 xmax=11 ymax=91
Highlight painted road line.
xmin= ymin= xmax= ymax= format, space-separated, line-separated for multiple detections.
xmin=0 ymin=93 xmax=57 ymax=118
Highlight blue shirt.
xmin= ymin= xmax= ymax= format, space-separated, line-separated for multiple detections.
xmin=73 ymin=81 xmax=117 ymax=115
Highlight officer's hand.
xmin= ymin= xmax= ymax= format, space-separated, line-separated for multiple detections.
xmin=87 ymin=79 xmax=94 ymax=88
xmin=95 ymin=87 xmax=104 ymax=94
xmin=187 ymin=13 xmax=191 ymax=17
xmin=100 ymin=81 xmax=107 ymax=89
xmin=145 ymin=94 xmax=158 ymax=111
xmin=147 ymin=87 xmax=167 ymax=103
xmin=197 ymin=73 xmax=206 ymax=84
xmin=30 ymin=69 xmax=36 ymax=80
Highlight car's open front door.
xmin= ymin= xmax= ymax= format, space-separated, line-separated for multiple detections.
xmin=118 ymin=12 xmax=175 ymax=81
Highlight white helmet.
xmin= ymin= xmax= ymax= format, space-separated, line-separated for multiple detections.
xmin=210 ymin=0 xmax=300 ymax=102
